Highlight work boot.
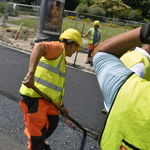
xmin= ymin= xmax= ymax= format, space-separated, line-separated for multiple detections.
xmin=102 ymin=108 xmax=107 ymax=115
xmin=44 ymin=141 xmax=51 ymax=150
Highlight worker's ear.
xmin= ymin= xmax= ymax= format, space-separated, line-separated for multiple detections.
xmin=69 ymin=42 xmax=75 ymax=48
xmin=72 ymin=42 xmax=78 ymax=48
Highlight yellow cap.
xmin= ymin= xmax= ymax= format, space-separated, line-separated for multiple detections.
xmin=94 ymin=20 xmax=101 ymax=26
xmin=59 ymin=28 xmax=82 ymax=50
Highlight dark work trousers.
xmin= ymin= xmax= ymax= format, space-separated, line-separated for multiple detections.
xmin=19 ymin=95 xmax=59 ymax=150
xmin=87 ymin=44 xmax=95 ymax=63
xmin=88 ymin=50 xmax=94 ymax=59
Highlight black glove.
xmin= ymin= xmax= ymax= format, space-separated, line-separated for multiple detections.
xmin=140 ymin=22 xmax=150 ymax=44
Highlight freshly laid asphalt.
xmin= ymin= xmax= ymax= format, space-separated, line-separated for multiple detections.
xmin=0 ymin=44 xmax=106 ymax=150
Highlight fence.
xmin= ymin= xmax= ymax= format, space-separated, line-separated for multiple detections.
xmin=63 ymin=10 xmax=145 ymax=40
xmin=64 ymin=10 xmax=145 ymax=30
xmin=2 ymin=2 xmax=40 ymax=32
xmin=1 ymin=2 xmax=145 ymax=43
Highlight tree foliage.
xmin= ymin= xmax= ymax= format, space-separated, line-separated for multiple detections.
xmin=75 ymin=2 xmax=89 ymax=13
xmin=141 ymin=0 xmax=150 ymax=19
xmin=11 ymin=0 xmax=32 ymax=5
xmin=122 ymin=0 xmax=150 ymax=19
xmin=93 ymin=0 xmax=131 ymax=17
xmin=65 ymin=0 xmax=76 ymax=10
xmin=115 ymin=9 xmax=131 ymax=20
xmin=89 ymin=5 xmax=105 ymax=16
xmin=128 ymin=9 xmax=143 ymax=22
xmin=122 ymin=0 xmax=142 ymax=9
xmin=75 ymin=0 xmax=95 ymax=6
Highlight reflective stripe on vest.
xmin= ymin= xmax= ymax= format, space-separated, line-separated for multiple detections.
xmin=88 ymin=28 xmax=100 ymax=44
xmin=120 ymin=49 xmax=150 ymax=80
xmin=100 ymin=74 xmax=150 ymax=149
xmin=19 ymin=42 xmax=66 ymax=106
xmin=34 ymin=50 xmax=65 ymax=93
xmin=38 ymin=61 xmax=66 ymax=78
xmin=34 ymin=76 xmax=62 ymax=92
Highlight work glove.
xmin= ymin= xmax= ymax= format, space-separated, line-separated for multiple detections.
xmin=140 ymin=22 xmax=150 ymax=44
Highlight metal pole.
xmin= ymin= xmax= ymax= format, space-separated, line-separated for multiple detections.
xmin=3 ymin=2 xmax=8 ymax=26
xmin=74 ymin=12 xmax=79 ymax=29
xmin=34 ymin=6 xmax=40 ymax=32
xmin=125 ymin=20 xmax=128 ymax=32
xmin=73 ymin=24 xmax=84 ymax=67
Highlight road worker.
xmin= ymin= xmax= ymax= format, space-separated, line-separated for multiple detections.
xmin=102 ymin=44 xmax=150 ymax=114
xmin=120 ymin=44 xmax=150 ymax=80
xmin=82 ymin=20 xmax=101 ymax=66
xmin=93 ymin=22 xmax=150 ymax=149
xmin=19 ymin=28 xmax=82 ymax=150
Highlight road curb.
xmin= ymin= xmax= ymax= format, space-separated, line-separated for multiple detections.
xmin=0 ymin=41 xmax=95 ymax=74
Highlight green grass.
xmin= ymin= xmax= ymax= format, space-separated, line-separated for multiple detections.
xmin=7 ymin=18 xmax=35 ymax=28
xmin=4 ymin=16 xmax=131 ymax=42
xmin=62 ymin=18 xmax=131 ymax=42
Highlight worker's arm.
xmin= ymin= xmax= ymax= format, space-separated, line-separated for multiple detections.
xmin=22 ymin=43 xmax=46 ymax=88
xmin=94 ymin=22 xmax=150 ymax=58
xmin=81 ymin=32 xmax=89 ymax=38
xmin=94 ymin=37 xmax=101 ymax=47
xmin=93 ymin=27 xmax=142 ymax=58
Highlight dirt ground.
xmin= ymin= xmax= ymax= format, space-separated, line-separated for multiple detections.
xmin=0 ymin=25 xmax=95 ymax=70
xmin=0 ymin=26 xmax=36 ymax=51
xmin=0 ymin=26 xmax=88 ymax=52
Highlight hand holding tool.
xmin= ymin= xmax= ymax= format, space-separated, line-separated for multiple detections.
xmin=32 ymin=85 xmax=100 ymax=140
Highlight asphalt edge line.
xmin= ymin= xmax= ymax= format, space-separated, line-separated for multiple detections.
xmin=0 ymin=41 xmax=95 ymax=74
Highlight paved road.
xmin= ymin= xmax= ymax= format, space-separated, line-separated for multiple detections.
xmin=0 ymin=44 xmax=106 ymax=150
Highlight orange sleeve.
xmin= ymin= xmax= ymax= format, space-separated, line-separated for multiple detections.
xmin=42 ymin=41 xmax=63 ymax=59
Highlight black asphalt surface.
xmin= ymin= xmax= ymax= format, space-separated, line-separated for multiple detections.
xmin=0 ymin=44 xmax=106 ymax=150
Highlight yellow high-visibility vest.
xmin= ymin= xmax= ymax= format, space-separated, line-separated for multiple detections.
xmin=88 ymin=28 xmax=101 ymax=44
xmin=19 ymin=43 xmax=66 ymax=106
xmin=121 ymin=49 xmax=150 ymax=80
xmin=100 ymin=74 xmax=150 ymax=149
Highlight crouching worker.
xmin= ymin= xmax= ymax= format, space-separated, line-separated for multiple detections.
xmin=19 ymin=28 xmax=82 ymax=150
xmin=93 ymin=22 xmax=150 ymax=149
xmin=102 ymin=44 xmax=150 ymax=114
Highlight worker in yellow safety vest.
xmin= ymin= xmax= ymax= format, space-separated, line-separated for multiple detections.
xmin=19 ymin=28 xmax=82 ymax=150
xmin=102 ymin=44 xmax=150 ymax=114
xmin=121 ymin=44 xmax=150 ymax=80
xmin=93 ymin=22 xmax=150 ymax=149
xmin=82 ymin=20 xmax=101 ymax=66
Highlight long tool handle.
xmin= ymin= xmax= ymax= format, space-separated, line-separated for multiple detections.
xmin=81 ymin=24 xmax=85 ymax=35
xmin=32 ymin=86 xmax=100 ymax=140
xmin=73 ymin=25 xmax=85 ymax=67
xmin=32 ymin=86 xmax=86 ymax=132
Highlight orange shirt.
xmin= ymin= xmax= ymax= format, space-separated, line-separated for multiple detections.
xmin=43 ymin=41 xmax=65 ymax=60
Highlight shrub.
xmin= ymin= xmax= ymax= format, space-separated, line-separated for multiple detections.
xmin=117 ymin=22 xmax=126 ymax=27
xmin=75 ymin=2 xmax=89 ymax=13
xmin=67 ymin=16 xmax=76 ymax=20
xmin=128 ymin=9 xmax=143 ymax=22
xmin=8 ymin=11 xmax=19 ymax=17
xmin=108 ymin=23 xmax=116 ymax=27
xmin=89 ymin=6 xmax=105 ymax=16
xmin=0 ymin=2 xmax=5 ymax=13
xmin=131 ymin=24 xmax=141 ymax=29
xmin=141 ymin=18 xmax=150 ymax=23
xmin=82 ymin=18 xmax=91 ymax=23
xmin=116 ymin=9 xmax=131 ymax=20
xmin=127 ymin=26 xmax=133 ymax=30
